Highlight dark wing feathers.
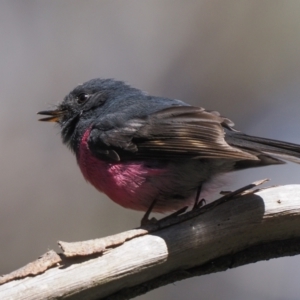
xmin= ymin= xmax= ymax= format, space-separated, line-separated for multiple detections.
xmin=88 ymin=106 xmax=257 ymax=161
xmin=226 ymin=131 xmax=300 ymax=164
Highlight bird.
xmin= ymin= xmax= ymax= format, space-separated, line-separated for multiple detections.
xmin=38 ymin=78 xmax=300 ymax=223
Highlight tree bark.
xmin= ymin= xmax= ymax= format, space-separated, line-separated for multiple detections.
xmin=1 ymin=184 xmax=300 ymax=300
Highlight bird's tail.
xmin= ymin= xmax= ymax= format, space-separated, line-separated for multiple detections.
xmin=226 ymin=131 xmax=300 ymax=166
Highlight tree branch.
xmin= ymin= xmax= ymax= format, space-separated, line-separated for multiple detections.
xmin=1 ymin=184 xmax=300 ymax=300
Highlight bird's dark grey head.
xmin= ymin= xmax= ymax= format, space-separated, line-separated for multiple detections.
xmin=38 ymin=78 xmax=188 ymax=153
xmin=37 ymin=78 xmax=141 ymax=148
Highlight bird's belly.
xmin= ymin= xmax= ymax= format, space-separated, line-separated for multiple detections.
xmin=77 ymin=130 xmax=228 ymax=212
xmin=77 ymin=134 xmax=179 ymax=211
xmin=77 ymin=151 xmax=176 ymax=211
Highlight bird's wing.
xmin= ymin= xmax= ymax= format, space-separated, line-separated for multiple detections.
xmin=88 ymin=106 xmax=258 ymax=161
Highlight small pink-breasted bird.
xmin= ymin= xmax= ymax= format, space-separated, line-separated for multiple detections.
xmin=38 ymin=78 xmax=300 ymax=220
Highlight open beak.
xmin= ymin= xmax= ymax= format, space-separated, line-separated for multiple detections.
xmin=37 ymin=109 xmax=65 ymax=122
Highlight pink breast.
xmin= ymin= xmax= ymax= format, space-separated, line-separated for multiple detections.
xmin=77 ymin=129 xmax=165 ymax=211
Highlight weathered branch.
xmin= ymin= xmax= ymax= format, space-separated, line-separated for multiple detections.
xmin=1 ymin=184 xmax=300 ymax=300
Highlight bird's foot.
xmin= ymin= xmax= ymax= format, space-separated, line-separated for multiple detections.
xmin=140 ymin=198 xmax=158 ymax=226
xmin=192 ymin=198 xmax=206 ymax=210
xmin=140 ymin=206 xmax=188 ymax=227
xmin=140 ymin=216 xmax=158 ymax=227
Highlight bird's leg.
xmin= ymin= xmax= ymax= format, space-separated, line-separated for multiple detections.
xmin=192 ymin=185 xmax=206 ymax=210
xmin=140 ymin=198 xmax=158 ymax=226
xmin=141 ymin=199 xmax=189 ymax=227
xmin=141 ymin=184 xmax=209 ymax=226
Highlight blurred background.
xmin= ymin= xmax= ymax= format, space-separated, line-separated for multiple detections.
xmin=1 ymin=1 xmax=300 ymax=299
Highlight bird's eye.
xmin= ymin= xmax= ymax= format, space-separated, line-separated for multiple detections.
xmin=76 ymin=93 xmax=89 ymax=104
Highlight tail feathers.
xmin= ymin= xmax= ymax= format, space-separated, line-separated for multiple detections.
xmin=226 ymin=132 xmax=300 ymax=164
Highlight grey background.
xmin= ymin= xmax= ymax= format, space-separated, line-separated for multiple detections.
xmin=1 ymin=1 xmax=300 ymax=299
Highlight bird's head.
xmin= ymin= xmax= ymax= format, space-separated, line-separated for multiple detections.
xmin=37 ymin=78 xmax=139 ymax=148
